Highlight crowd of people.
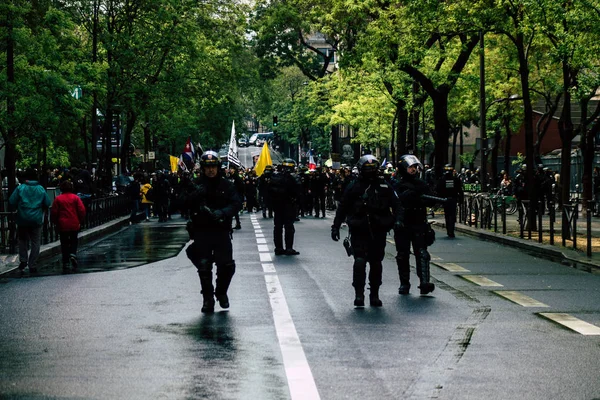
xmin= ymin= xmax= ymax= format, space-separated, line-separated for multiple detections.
xmin=8 ymin=152 xmax=594 ymax=313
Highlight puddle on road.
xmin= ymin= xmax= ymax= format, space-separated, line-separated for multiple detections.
xmin=5 ymin=222 xmax=189 ymax=278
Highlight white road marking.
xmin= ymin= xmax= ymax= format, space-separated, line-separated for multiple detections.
xmin=263 ymin=265 xmax=321 ymax=399
xmin=461 ymin=275 xmax=503 ymax=287
xmin=259 ymin=252 xmax=272 ymax=262
xmin=493 ymin=291 xmax=549 ymax=307
xmin=434 ymin=262 xmax=470 ymax=272
xmin=257 ymin=238 xmax=267 ymax=244
xmin=538 ymin=313 xmax=600 ymax=335
xmin=257 ymin=244 xmax=269 ymax=252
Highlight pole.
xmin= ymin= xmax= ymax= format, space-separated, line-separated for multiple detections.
xmin=479 ymin=30 xmax=487 ymax=191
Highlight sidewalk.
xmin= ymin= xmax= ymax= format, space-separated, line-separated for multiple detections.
xmin=430 ymin=213 xmax=600 ymax=274
xmin=0 ymin=215 xmax=132 ymax=276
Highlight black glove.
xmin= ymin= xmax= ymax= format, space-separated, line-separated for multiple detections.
xmin=212 ymin=209 xmax=224 ymax=221
xmin=394 ymin=219 xmax=404 ymax=230
xmin=331 ymin=225 xmax=340 ymax=241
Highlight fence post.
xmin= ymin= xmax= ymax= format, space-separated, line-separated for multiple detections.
xmin=549 ymin=196 xmax=555 ymax=246
xmin=538 ymin=200 xmax=543 ymax=243
xmin=573 ymin=198 xmax=578 ymax=250
xmin=587 ymin=200 xmax=592 ymax=258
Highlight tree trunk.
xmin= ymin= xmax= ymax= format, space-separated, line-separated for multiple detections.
xmin=397 ymin=105 xmax=408 ymax=158
xmin=431 ymin=92 xmax=450 ymax=175
xmin=516 ymin=31 xmax=537 ymax=230
xmin=503 ymin=116 xmax=512 ymax=178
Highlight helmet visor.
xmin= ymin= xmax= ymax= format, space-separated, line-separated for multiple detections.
xmin=403 ymin=155 xmax=423 ymax=171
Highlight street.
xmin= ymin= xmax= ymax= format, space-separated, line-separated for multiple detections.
xmin=1 ymin=209 xmax=600 ymax=400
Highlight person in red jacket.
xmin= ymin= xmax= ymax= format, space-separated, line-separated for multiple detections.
xmin=51 ymin=180 xmax=86 ymax=273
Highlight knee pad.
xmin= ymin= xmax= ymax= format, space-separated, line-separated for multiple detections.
xmin=353 ymin=257 xmax=367 ymax=269
xmin=217 ymin=261 xmax=236 ymax=276
xmin=197 ymin=258 xmax=212 ymax=276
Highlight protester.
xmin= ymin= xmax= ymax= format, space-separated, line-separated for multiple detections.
xmin=140 ymin=177 xmax=154 ymax=221
xmin=8 ymin=168 xmax=52 ymax=274
xmin=50 ymin=180 xmax=86 ymax=273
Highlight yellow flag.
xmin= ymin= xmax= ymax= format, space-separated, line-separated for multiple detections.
xmin=254 ymin=142 xmax=273 ymax=177
xmin=169 ymin=155 xmax=179 ymax=173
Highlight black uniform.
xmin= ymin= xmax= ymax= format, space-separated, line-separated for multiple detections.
xmin=257 ymin=168 xmax=274 ymax=218
xmin=185 ymin=169 xmax=242 ymax=313
xmin=331 ymin=155 xmax=402 ymax=307
xmin=311 ymin=168 xmax=327 ymax=218
xmin=435 ymin=168 xmax=463 ymax=237
xmin=269 ymin=163 xmax=302 ymax=255
xmin=392 ymin=155 xmax=440 ymax=295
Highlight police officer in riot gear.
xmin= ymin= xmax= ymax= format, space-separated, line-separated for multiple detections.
xmin=269 ymin=158 xmax=302 ymax=255
xmin=258 ymin=164 xmax=274 ymax=218
xmin=331 ymin=155 xmax=403 ymax=308
xmin=435 ymin=164 xmax=463 ymax=238
xmin=392 ymin=155 xmax=441 ymax=295
xmin=185 ymin=151 xmax=242 ymax=313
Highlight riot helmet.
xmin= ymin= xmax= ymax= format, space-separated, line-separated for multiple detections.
xmin=200 ymin=150 xmax=220 ymax=167
xmin=357 ymin=154 xmax=380 ymax=180
xmin=200 ymin=150 xmax=221 ymax=178
xmin=397 ymin=154 xmax=423 ymax=178
xmin=281 ymin=158 xmax=296 ymax=173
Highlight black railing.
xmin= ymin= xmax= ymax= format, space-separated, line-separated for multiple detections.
xmin=1 ymin=194 xmax=131 ymax=255
xmin=458 ymin=193 xmax=595 ymax=257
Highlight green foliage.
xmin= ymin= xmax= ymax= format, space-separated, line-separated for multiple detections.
xmin=512 ymin=152 xmax=525 ymax=166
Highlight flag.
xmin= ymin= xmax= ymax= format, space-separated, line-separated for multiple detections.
xmin=228 ymin=121 xmax=238 ymax=155
xmin=178 ymin=155 xmax=188 ymax=171
xmin=228 ymin=152 xmax=242 ymax=168
xmin=227 ymin=121 xmax=243 ymax=168
xmin=182 ymin=136 xmax=195 ymax=162
xmin=254 ymin=142 xmax=272 ymax=177
xmin=381 ymin=158 xmax=387 ymax=168
xmin=169 ymin=155 xmax=179 ymax=173
xmin=308 ymin=150 xmax=316 ymax=171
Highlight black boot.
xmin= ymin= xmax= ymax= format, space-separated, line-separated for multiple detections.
xmin=398 ymin=283 xmax=411 ymax=295
xmin=354 ymin=288 xmax=365 ymax=307
xmin=419 ymin=282 xmax=435 ymax=295
xmin=369 ymin=286 xmax=382 ymax=307
xmin=200 ymin=276 xmax=215 ymax=313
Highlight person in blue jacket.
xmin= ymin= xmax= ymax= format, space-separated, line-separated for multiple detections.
xmin=9 ymin=168 xmax=52 ymax=274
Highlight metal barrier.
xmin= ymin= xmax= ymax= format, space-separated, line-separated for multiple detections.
xmin=459 ymin=193 xmax=595 ymax=257
xmin=2 ymin=194 xmax=131 ymax=254
xmin=0 ymin=212 xmax=17 ymax=254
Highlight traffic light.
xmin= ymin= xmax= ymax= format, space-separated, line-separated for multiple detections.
xmin=273 ymin=115 xmax=278 ymax=127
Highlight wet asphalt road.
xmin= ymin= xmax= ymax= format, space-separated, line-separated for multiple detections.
xmin=1 ymin=220 xmax=189 ymax=278
xmin=1 ymin=211 xmax=600 ymax=399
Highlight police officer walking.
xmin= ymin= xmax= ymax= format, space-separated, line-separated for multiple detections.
xmin=392 ymin=155 xmax=442 ymax=295
xmin=185 ymin=151 xmax=242 ymax=313
xmin=331 ymin=155 xmax=403 ymax=308
xmin=258 ymin=164 xmax=274 ymax=218
xmin=435 ymin=164 xmax=463 ymax=238
xmin=269 ymin=159 xmax=302 ymax=255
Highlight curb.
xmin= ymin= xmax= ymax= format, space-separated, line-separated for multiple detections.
xmin=0 ymin=216 xmax=131 ymax=277
xmin=433 ymin=220 xmax=600 ymax=274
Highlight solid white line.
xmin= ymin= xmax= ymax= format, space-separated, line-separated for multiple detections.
xmin=263 ymin=267 xmax=321 ymax=399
